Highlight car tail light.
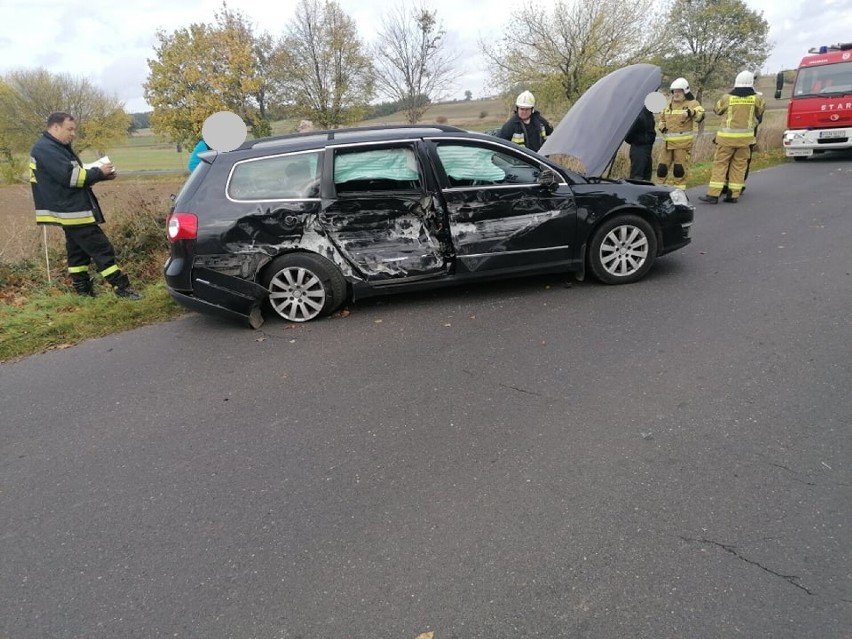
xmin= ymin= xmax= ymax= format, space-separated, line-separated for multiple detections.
xmin=167 ymin=212 xmax=198 ymax=241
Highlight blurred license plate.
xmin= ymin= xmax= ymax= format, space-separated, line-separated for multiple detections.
xmin=787 ymin=149 xmax=812 ymax=156
xmin=819 ymin=130 xmax=845 ymax=139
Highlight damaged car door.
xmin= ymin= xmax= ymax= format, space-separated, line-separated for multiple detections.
xmin=427 ymin=139 xmax=577 ymax=274
xmin=319 ymin=143 xmax=449 ymax=282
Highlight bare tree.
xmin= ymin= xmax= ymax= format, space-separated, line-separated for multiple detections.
xmin=372 ymin=4 xmax=460 ymax=124
xmin=272 ymin=0 xmax=374 ymax=128
xmin=481 ymin=0 xmax=669 ymax=115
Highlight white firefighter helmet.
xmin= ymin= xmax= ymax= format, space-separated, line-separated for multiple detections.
xmin=516 ymin=90 xmax=536 ymax=109
xmin=670 ymin=77 xmax=690 ymax=93
xmin=735 ymin=70 xmax=755 ymax=88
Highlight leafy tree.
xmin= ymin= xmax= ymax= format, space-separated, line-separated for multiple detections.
xmin=372 ymin=4 xmax=459 ymax=124
xmin=0 ymin=69 xmax=128 ymax=182
xmin=481 ymin=0 xmax=667 ymax=115
xmin=144 ymin=2 xmax=274 ymax=145
xmin=660 ymin=0 xmax=771 ymax=102
xmin=272 ymin=0 xmax=374 ymax=128
xmin=464 ymin=90 xmax=473 ymax=101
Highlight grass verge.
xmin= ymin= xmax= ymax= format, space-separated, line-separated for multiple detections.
xmin=0 ymin=282 xmax=184 ymax=362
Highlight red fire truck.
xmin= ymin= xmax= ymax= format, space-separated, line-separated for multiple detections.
xmin=775 ymin=42 xmax=852 ymax=160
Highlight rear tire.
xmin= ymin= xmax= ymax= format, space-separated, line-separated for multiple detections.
xmin=261 ymin=253 xmax=347 ymax=322
xmin=793 ymin=156 xmax=808 ymax=162
xmin=588 ymin=214 xmax=657 ymax=285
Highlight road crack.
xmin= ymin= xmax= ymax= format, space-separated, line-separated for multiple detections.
xmin=681 ymin=536 xmax=814 ymax=596
xmin=498 ymin=383 xmax=543 ymax=397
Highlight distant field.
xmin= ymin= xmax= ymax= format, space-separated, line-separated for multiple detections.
xmin=55 ymin=74 xmax=792 ymax=174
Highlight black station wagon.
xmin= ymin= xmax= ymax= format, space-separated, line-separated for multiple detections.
xmin=165 ymin=64 xmax=694 ymax=328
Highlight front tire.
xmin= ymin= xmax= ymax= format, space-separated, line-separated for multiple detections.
xmin=588 ymin=214 xmax=657 ymax=284
xmin=261 ymin=253 xmax=347 ymax=322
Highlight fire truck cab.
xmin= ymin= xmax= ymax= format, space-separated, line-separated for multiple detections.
xmin=775 ymin=42 xmax=852 ymax=160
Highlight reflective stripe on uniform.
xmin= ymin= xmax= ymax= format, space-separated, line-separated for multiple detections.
xmin=662 ymin=132 xmax=694 ymax=142
xmin=708 ymin=180 xmax=727 ymax=190
xmin=68 ymin=265 xmax=89 ymax=274
xmin=35 ymin=209 xmax=97 ymax=226
xmin=69 ymin=166 xmax=87 ymax=188
xmin=510 ymin=133 xmax=525 ymax=146
xmin=100 ymin=265 xmax=119 ymax=278
xmin=717 ymin=128 xmax=755 ymax=138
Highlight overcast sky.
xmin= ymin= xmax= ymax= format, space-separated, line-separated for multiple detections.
xmin=1 ymin=0 xmax=850 ymax=113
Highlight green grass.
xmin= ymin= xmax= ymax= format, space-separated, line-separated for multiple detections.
xmin=0 ymin=282 xmax=184 ymax=362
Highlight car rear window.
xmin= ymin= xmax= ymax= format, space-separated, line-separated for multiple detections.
xmin=228 ymin=151 xmax=321 ymax=200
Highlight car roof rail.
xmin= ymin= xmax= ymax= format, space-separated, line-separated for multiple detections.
xmin=243 ymin=123 xmax=468 ymax=150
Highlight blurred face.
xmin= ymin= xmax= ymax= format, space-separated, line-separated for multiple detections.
xmin=517 ymin=106 xmax=533 ymax=121
xmin=49 ymin=118 xmax=77 ymax=144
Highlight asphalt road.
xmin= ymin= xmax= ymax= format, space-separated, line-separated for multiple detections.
xmin=2 ymin=153 xmax=851 ymax=639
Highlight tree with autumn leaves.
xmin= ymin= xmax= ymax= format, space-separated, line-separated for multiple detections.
xmin=144 ymin=4 xmax=275 ymax=146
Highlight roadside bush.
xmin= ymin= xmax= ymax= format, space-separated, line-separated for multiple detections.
xmin=479 ymin=111 xmax=488 ymax=119
xmin=754 ymin=120 xmax=784 ymax=152
xmin=1 ymin=182 xmax=171 ymax=297
xmin=435 ymin=115 xmax=448 ymax=124
xmin=0 ymin=155 xmax=27 ymax=185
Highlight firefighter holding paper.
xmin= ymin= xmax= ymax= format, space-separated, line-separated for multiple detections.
xmin=656 ymin=77 xmax=704 ymax=189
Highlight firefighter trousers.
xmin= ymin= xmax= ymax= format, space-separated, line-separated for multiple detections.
xmin=656 ymin=147 xmax=691 ymax=189
xmin=63 ymin=224 xmax=130 ymax=292
xmin=708 ymin=145 xmax=751 ymax=198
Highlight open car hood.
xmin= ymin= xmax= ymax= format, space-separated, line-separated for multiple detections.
xmin=539 ymin=63 xmax=662 ymax=177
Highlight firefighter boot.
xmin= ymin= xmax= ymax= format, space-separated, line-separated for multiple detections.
xmin=71 ymin=274 xmax=96 ymax=297
xmin=107 ymin=271 xmax=143 ymax=301
xmin=698 ymin=195 xmax=719 ymax=204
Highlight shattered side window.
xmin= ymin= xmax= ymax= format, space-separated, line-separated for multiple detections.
xmin=435 ymin=143 xmax=537 ymax=186
xmin=333 ymin=147 xmax=421 ymax=193
xmin=229 ymin=151 xmax=321 ymax=200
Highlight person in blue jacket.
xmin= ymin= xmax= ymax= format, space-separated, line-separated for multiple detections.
xmin=187 ymin=139 xmax=209 ymax=172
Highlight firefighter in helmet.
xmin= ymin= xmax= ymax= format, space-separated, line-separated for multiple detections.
xmin=699 ymin=71 xmax=765 ymax=204
xmin=656 ymin=77 xmax=705 ymax=189
xmin=497 ymin=90 xmax=553 ymax=153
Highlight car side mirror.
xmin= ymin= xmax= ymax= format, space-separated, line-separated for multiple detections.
xmin=774 ymin=71 xmax=784 ymax=100
xmin=537 ymin=169 xmax=559 ymax=192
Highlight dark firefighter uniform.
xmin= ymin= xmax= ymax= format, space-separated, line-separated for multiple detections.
xmin=29 ymin=131 xmax=131 ymax=295
xmin=706 ymin=91 xmax=766 ymax=200
xmin=656 ymin=96 xmax=705 ymax=189
xmin=497 ymin=112 xmax=553 ymax=153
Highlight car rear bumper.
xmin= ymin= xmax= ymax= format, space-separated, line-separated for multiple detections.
xmin=166 ymin=266 xmax=268 ymax=329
